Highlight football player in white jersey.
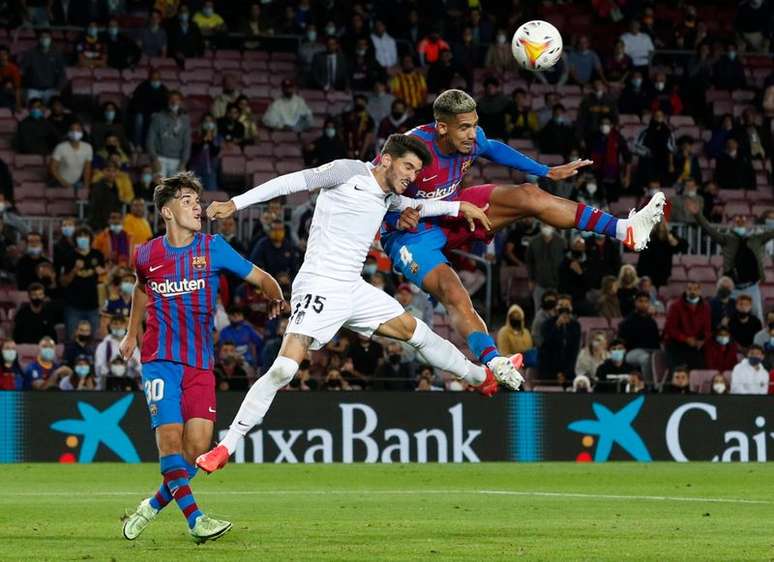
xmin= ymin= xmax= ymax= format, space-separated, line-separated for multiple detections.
xmin=196 ymin=134 xmax=523 ymax=474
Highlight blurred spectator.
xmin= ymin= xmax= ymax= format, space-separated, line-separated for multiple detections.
xmin=618 ymin=291 xmax=661 ymax=382
xmin=588 ymin=117 xmax=631 ymax=201
xmin=53 ymin=217 xmax=76 ymax=272
xmin=538 ymin=104 xmax=576 ymax=156
xmin=49 ymin=120 xmax=92 ymax=192
xmin=304 ymin=118 xmax=347 ymax=166
xmin=572 ymin=374 xmax=592 ymax=393
xmin=575 ymin=331 xmax=608 ymax=381
xmin=215 ymin=345 xmax=252 ymax=392
xmin=663 ymin=365 xmax=692 ymax=394
xmin=121 ymin=200 xmax=151 ymax=248
xmin=452 ymin=27 xmax=478 ymax=89
xmin=371 ymin=20 xmax=398 ymax=71
xmin=740 ymin=109 xmax=768 ymax=161
xmin=0 ymin=76 xmax=16 ymax=111
xmin=60 ymin=227 xmax=104 ymax=338
xmin=0 ymin=45 xmax=20 ymax=109
xmin=595 ymin=275 xmax=621 ymax=321
xmin=577 ymin=80 xmax=618 ymax=145
xmin=95 ymin=314 xmax=139 ymax=389
xmin=23 ymin=336 xmax=66 ymax=390
xmin=706 ymin=114 xmax=739 ymax=159
xmin=218 ymin=216 xmax=246 ymax=256
xmin=341 ymin=94 xmax=375 ymax=160
xmin=63 ymin=320 xmax=94 ymax=366
xmin=249 ymin=219 xmax=298 ymax=278
xmin=603 ymin=40 xmax=633 ymax=86
xmin=536 ymin=92 xmax=560 ymax=129
xmin=95 ymin=133 xmax=130 ymax=170
xmin=167 ymin=5 xmax=205 ymax=64
xmin=390 ymin=54 xmax=427 ymax=110
xmin=13 ymin=282 xmax=57 ymax=344
xmin=88 ymin=162 xmax=122 ymax=231
xmin=568 ymin=35 xmax=604 ymax=85
xmin=484 ymin=29 xmax=517 ymax=76
xmin=417 ymin=29 xmax=450 ymax=67
xmin=21 ymin=29 xmax=66 ymax=103
xmin=496 ymin=304 xmax=533 ymax=356
xmin=531 ymin=290 xmax=557 ymax=348
xmin=16 ymin=231 xmax=50 ymax=291
xmin=634 ymin=110 xmax=675 ymax=187
xmin=298 ymin=24 xmax=325 ymax=80
xmin=619 ymin=19 xmax=654 ymax=72
xmin=476 ymin=77 xmax=509 ymax=140
xmin=134 ymin=165 xmax=156 ymax=201
xmin=0 ymin=339 xmax=23 ymax=390
xmin=585 ymin=232 xmax=621 ymax=288
xmin=349 ymin=37 xmax=382 ymax=92
xmin=93 ymin=211 xmax=132 ymax=266
xmin=535 ymin=51 xmax=569 ymax=86
xmin=211 ymin=74 xmax=242 ymax=120
xmin=539 ymin=294 xmax=581 ymax=386
xmin=373 ymin=341 xmax=412 ymax=391
xmin=240 ymin=3 xmax=273 ymax=50
xmin=636 ymin=221 xmax=686 ymax=287
xmin=673 ymin=137 xmax=702 ymax=187
xmin=189 ymin=113 xmax=220 ymax=190
xmin=347 ymin=335 xmax=383 ymax=384
xmin=704 ymin=325 xmax=739 ymax=372
xmin=728 ymin=294 xmax=762 ymax=348
xmin=395 ymin=283 xmax=433 ymax=327
xmin=92 ymin=102 xmax=130 ymax=153
xmin=753 ymin=311 xmax=774 ymax=349
xmin=730 ymin=345 xmax=768 ymax=394
xmin=686 ymin=199 xmax=772 ymax=320
xmin=76 ymin=21 xmax=108 ymax=69
xmin=367 ymin=80 xmax=395 ymax=128
xmin=617 ymin=264 xmax=639 ymax=317
xmin=713 ymin=42 xmax=746 ymax=91
xmin=426 ymin=48 xmax=459 ymax=94
xmin=103 ymin=17 xmax=140 ymax=70
xmin=670 ymin=179 xmax=704 ymax=225
xmin=618 ymin=70 xmax=651 ymax=116
xmin=526 ymin=225 xmax=565 ymax=312
xmin=714 ymin=138 xmax=755 ymax=190
xmin=128 ymin=69 xmax=169 ymax=149
xmin=735 ymin=0 xmax=770 ymax=52
xmin=595 ymin=339 xmax=637 ymax=392
xmin=649 ymin=71 xmax=682 ymax=116
xmin=377 ymin=99 xmax=411 ymax=150
xmin=104 ymin=356 xmax=140 ymax=392
xmin=147 ymin=91 xmax=191 ymax=178
xmin=102 ymin=270 xmax=134 ymax=318
xmin=138 ymin=9 xmax=167 ymax=57
xmin=312 ymin=37 xmax=349 ymax=91
xmin=558 ymin=236 xmax=593 ymax=316
xmin=468 ymin=8 xmax=493 ymax=45
xmin=61 ymin=355 xmax=97 ymax=391
xmin=710 ymin=373 xmax=730 ymax=395
xmin=664 ymin=282 xmax=711 ymax=369
xmin=236 ymin=96 xmax=258 ymax=142
xmin=262 ymin=79 xmax=313 ymax=132
xmin=47 ymin=96 xmax=73 ymax=139
xmin=15 ymin=98 xmax=58 ymax=155
xmin=194 ymin=1 xmax=226 ymax=37
xmin=322 ymin=368 xmax=351 ymax=390
xmin=220 ymin=307 xmax=263 ymax=368
xmin=709 ymin=276 xmax=736 ymax=329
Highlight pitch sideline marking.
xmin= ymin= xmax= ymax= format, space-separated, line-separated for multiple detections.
xmin=0 ymin=489 xmax=770 ymax=505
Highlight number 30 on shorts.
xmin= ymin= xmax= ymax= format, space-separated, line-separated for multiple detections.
xmin=144 ymin=379 xmax=165 ymax=403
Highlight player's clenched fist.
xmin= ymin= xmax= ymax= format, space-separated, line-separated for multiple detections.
xmin=398 ymin=205 xmax=422 ymax=231
xmin=119 ymin=333 xmax=136 ymax=361
xmin=206 ymin=199 xmax=237 ymax=221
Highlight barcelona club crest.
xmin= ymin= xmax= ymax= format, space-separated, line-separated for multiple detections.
xmin=461 ymin=160 xmax=472 ymax=175
xmin=192 ymin=256 xmax=207 ymax=270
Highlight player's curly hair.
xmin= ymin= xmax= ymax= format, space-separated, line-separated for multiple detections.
xmin=433 ymin=89 xmax=477 ymax=122
xmin=153 ymin=171 xmax=203 ymax=212
xmin=382 ymin=134 xmax=432 ymax=167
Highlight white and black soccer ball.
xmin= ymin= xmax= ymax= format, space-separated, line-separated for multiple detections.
xmin=511 ymin=20 xmax=563 ymax=71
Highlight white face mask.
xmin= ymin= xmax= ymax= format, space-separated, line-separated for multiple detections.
xmin=713 ymin=382 xmax=726 ymax=394
xmin=601 ymin=124 xmax=611 ymax=135
xmin=110 ymin=364 xmax=126 ymax=376
xmin=541 ymin=226 xmax=555 ymax=238
xmin=586 ymin=183 xmax=597 ymax=195
xmin=496 ymin=34 xmax=506 ymax=45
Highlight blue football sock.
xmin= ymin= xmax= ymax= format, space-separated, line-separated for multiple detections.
xmin=149 ymin=457 xmax=199 ymax=511
xmin=467 ymin=332 xmax=499 ymax=365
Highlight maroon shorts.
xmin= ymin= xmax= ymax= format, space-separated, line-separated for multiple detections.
xmin=440 ymin=184 xmax=497 ymax=249
xmin=142 ymin=361 xmax=216 ymax=428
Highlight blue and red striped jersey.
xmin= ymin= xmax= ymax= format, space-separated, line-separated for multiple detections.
xmin=134 ymin=233 xmax=253 ymax=370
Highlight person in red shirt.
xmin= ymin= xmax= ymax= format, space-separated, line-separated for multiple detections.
xmin=0 ymin=46 xmax=21 ymax=109
xmin=0 ymin=339 xmax=23 ymax=390
xmin=704 ymin=326 xmax=739 ymax=372
xmin=664 ymin=282 xmax=712 ymax=369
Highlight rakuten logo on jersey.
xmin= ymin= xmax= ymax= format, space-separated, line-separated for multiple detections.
xmin=415 ymin=182 xmax=460 ymax=199
xmin=149 ymin=278 xmax=205 ymax=297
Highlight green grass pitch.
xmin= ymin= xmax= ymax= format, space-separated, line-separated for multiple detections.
xmin=1 ymin=463 xmax=773 ymax=561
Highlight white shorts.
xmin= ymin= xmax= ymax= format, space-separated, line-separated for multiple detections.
xmin=286 ymin=273 xmax=405 ymax=350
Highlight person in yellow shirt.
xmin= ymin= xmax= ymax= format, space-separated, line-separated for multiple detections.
xmin=91 ymin=154 xmax=134 ymax=204
xmin=496 ymin=304 xmax=534 ymax=356
xmin=193 ymin=1 xmax=226 ymax=35
xmin=122 ymin=198 xmax=153 ymax=246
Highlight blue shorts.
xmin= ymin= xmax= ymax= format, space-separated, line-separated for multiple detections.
xmin=141 ymin=360 xmax=216 ymax=429
xmin=381 ymin=225 xmax=449 ymax=287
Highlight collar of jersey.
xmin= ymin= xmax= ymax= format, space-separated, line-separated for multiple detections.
xmin=163 ymin=232 xmax=199 ymax=254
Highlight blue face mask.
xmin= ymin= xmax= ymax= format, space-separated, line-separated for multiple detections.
xmin=104 ymin=110 xmax=115 ymax=122
xmin=120 ymin=281 xmax=134 ymax=294
xmin=610 ymin=349 xmax=625 ymax=362
xmin=75 ymin=364 xmax=90 ymax=377
xmin=40 ymin=347 xmax=55 ymax=362
xmin=61 ymin=225 xmax=75 ymax=237
xmin=728 ymin=51 xmax=737 ymax=60
xmin=733 ymin=227 xmax=747 ymax=237
xmin=142 ymin=172 xmax=153 ymax=184
xmin=748 ymin=357 xmax=762 ymax=367
xmin=364 ymin=263 xmax=377 ymax=276
xmin=108 ymin=27 xmax=118 ymax=38
xmin=716 ymin=335 xmax=730 ymax=346
xmin=30 ymin=108 xmax=43 ymax=119
xmin=632 ymin=78 xmax=642 ymax=88
xmin=76 ymin=237 xmax=90 ymax=251
xmin=150 ymin=80 xmax=161 ymax=89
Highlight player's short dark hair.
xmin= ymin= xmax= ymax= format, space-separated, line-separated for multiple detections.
xmin=153 ymin=171 xmax=202 ymax=213
xmin=432 ymin=89 xmax=476 ymax=122
xmin=381 ymin=134 xmax=432 ymax=168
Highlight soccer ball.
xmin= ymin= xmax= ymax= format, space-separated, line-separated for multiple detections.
xmin=511 ymin=20 xmax=563 ymax=71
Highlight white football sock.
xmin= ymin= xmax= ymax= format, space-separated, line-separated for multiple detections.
xmin=615 ymin=217 xmax=629 ymax=241
xmin=408 ymin=319 xmax=486 ymax=385
xmin=220 ymin=356 xmax=299 ymax=454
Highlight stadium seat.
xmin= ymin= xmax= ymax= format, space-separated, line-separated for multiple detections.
xmin=245 ymin=158 xmax=273 ymax=174
xmin=16 ymin=343 xmax=38 ymax=364
xmin=222 ymin=156 xmax=247 ymax=178
xmin=688 ymin=266 xmax=716 ymax=282
xmin=46 ymin=201 xmax=77 ymax=216
xmin=689 ymin=369 xmax=720 ymax=393
xmin=16 ymin=201 xmax=46 ymax=215
xmin=723 ymin=202 xmax=751 ymax=217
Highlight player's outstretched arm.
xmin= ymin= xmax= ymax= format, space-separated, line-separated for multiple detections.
xmin=244 ymin=265 xmax=289 ymax=320
xmin=120 ymin=282 xmax=147 ymax=360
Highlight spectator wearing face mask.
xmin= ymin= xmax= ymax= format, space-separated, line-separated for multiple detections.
xmin=648 ymin=71 xmax=682 ymax=116
xmin=663 ymin=365 xmax=692 ymax=394
xmin=686 ymin=198 xmax=773 ymax=320
xmin=526 ymin=226 xmax=565 ymax=314
xmin=304 ymin=119 xmax=348 ymax=166
xmin=575 ymin=331 xmax=608 ymax=381
xmin=103 ymin=18 xmax=140 ymax=70
xmin=21 ymin=30 xmax=66 ymax=103
xmin=13 ymin=282 xmax=58 ymax=344
xmin=670 ymin=178 xmax=704 ymax=224
xmin=105 ymin=356 xmax=139 ymax=391
xmin=15 ymin=97 xmax=58 ymax=155
xmin=146 ymin=91 xmax=191 ymax=178
xmin=715 ymin=137 xmax=755 ymax=190
xmin=577 ymin=79 xmax=617 ymax=144
xmin=60 ymin=228 xmax=104 ymax=340
xmin=539 ymin=294 xmax=581 ymax=386
xmin=728 ymin=294 xmax=763 ymax=349
xmin=249 ymin=219 xmax=299 ymax=278
xmin=753 ymin=311 xmax=774 ymax=350
xmin=16 ymin=231 xmax=50 ymax=291
xmin=709 ymin=373 xmax=730 ymax=395
xmin=634 ymin=110 xmax=675 ymax=188
xmin=49 ymin=120 xmax=93 ymax=192
xmin=664 ymin=282 xmax=712 ymax=369
xmin=617 ymin=290 xmax=661 ymax=381
xmin=262 ymin=79 xmax=313 ymax=132
xmin=594 ymin=338 xmax=637 ymax=392
xmin=76 ymin=21 xmax=108 ymax=69
xmin=559 ymin=236 xmax=594 ymax=316
xmin=54 ymin=217 xmax=77 ymax=272
xmin=123 ymin=199 xmax=152 ymax=246
xmin=731 ymin=345 xmax=768 ymax=394
xmin=588 ymin=117 xmax=631 ymax=202
xmin=93 ymin=211 xmax=133 ymax=267
xmin=635 ymin=221 xmax=686 ymax=288
xmin=87 ymin=162 xmax=122 ymax=231
xmin=134 ymin=166 xmax=157 ymax=201
xmin=219 ymin=308 xmax=264 ymax=368
xmin=704 ymin=326 xmax=739 ymax=372
xmin=23 ymin=336 xmax=65 ymax=390
xmin=618 ymin=71 xmax=652 ymax=117
xmin=496 ymin=304 xmax=533 ymax=356
xmin=372 ymin=342 xmax=413 ymax=391
xmin=0 ymin=339 xmax=23 ymax=390
xmin=167 ymin=5 xmax=205 ymax=65
xmin=538 ymin=104 xmax=577 ymax=156
xmin=103 ymin=270 xmax=134 ymax=320
xmin=709 ymin=276 xmax=736 ymax=329
xmin=377 ymin=99 xmax=411 ymax=150
xmin=94 ymin=314 xmax=139 ymax=388
xmin=60 ymin=355 xmax=97 ymax=391
xmin=713 ymin=42 xmax=746 ymax=91
xmin=189 ymin=113 xmax=221 ymax=191
xmin=341 ymin=94 xmax=376 ymax=160
xmin=128 ymin=69 xmax=169 ymax=149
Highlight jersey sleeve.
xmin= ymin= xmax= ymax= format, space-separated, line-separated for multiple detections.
xmin=210 ymin=234 xmax=254 ymax=279
xmin=232 ymin=159 xmax=370 ymax=210
xmin=133 ymin=245 xmax=147 ymax=285
xmin=476 ymin=127 xmax=550 ymax=177
xmin=389 ymin=195 xmax=460 ymax=218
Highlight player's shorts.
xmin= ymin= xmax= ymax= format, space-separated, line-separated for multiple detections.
xmin=286 ymin=273 xmax=405 ymax=350
xmin=381 ymin=225 xmax=450 ymax=287
xmin=440 ymin=184 xmax=497 ymax=249
xmin=141 ymin=360 xmax=216 ymax=429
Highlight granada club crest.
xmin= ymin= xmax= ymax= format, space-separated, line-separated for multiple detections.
xmin=192 ymin=255 xmax=207 ymax=270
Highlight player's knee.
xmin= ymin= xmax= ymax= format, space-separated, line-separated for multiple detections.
xmin=521 ymin=182 xmax=551 ymax=211
xmin=267 ymin=355 xmax=299 ymax=387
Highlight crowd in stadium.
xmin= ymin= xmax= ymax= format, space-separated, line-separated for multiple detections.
xmin=0 ymin=0 xmax=771 ymax=395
